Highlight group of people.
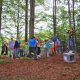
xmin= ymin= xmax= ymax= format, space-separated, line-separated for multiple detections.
xmin=1 ymin=35 xmax=61 ymax=60
xmin=1 ymin=37 xmax=24 ymax=59
xmin=25 ymin=35 xmax=61 ymax=60
xmin=1 ymin=28 xmax=74 ymax=60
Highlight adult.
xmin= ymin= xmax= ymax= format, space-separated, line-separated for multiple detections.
xmin=14 ymin=37 xmax=20 ymax=59
xmin=68 ymin=27 xmax=74 ymax=39
xmin=8 ymin=38 xmax=14 ymax=59
xmin=53 ymin=34 xmax=58 ymax=43
xmin=68 ymin=28 xmax=74 ymax=50
xmin=55 ymin=39 xmax=61 ymax=54
xmin=27 ymin=36 xmax=37 ymax=60
xmin=68 ymin=36 xmax=74 ymax=50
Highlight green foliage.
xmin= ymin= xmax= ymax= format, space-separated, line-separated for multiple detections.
xmin=35 ymin=30 xmax=53 ymax=42
xmin=2 ymin=0 xmax=25 ymax=39
xmin=36 ymin=0 xmax=44 ymax=5
xmin=0 ymin=0 xmax=80 ymax=52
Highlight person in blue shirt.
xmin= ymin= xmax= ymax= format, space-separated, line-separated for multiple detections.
xmin=27 ymin=36 xmax=37 ymax=60
xmin=53 ymin=34 xmax=57 ymax=43
xmin=51 ymin=34 xmax=58 ymax=54
xmin=68 ymin=36 xmax=73 ymax=50
xmin=55 ymin=39 xmax=61 ymax=54
xmin=28 ymin=37 xmax=36 ymax=47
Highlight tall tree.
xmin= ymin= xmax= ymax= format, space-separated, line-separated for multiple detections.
xmin=29 ymin=0 xmax=35 ymax=38
xmin=17 ymin=4 xmax=20 ymax=38
xmin=67 ymin=0 xmax=71 ymax=28
xmin=72 ymin=0 xmax=75 ymax=30
xmin=0 ymin=0 xmax=3 ymax=34
xmin=72 ymin=0 xmax=77 ymax=48
xmin=25 ymin=0 xmax=28 ymax=42
xmin=53 ymin=0 xmax=56 ymax=35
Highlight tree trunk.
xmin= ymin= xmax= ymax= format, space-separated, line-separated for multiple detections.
xmin=25 ymin=0 xmax=28 ymax=42
xmin=0 ymin=0 xmax=3 ymax=34
xmin=67 ymin=0 xmax=71 ymax=28
xmin=17 ymin=4 xmax=20 ymax=38
xmin=29 ymin=0 xmax=35 ymax=39
xmin=53 ymin=0 xmax=56 ymax=35
xmin=72 ymin=0 xmax=76 ymax=49
xmin=72 ymin=0 xmax=75 ymax=30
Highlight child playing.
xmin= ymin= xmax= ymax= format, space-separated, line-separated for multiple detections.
xmin=35 ymin=38 xmax=41 ymax=58
xmin=43 ymin=39 xmax=50 ymax=57
xmin=19 ymin=42 xmax=24 ymax=58
xmin=50 ymin=40 xmax=55 ymax=55
xmin=1 ymin=42 xmax=8 ymax=56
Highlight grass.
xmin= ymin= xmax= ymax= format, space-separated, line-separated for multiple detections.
xmin=0 ymin=59 xmax=10 ymax=64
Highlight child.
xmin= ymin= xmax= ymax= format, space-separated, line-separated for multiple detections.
xmin=1 ymin=42 xmax=8 ymax=56
xmin=50 ymin=40 xmax=55 ymax=55
xmin=35 ymin=38 xmax=41 ymax=58
xmin=43 ymin=39 xmax=50 ymax=57
xmin=19 ymin=42 xmax=24 ymax=58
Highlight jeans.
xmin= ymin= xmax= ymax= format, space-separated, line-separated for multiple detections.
xmin=44 ymin=48 xmax=49 ymax=57
xmin=27 ymin=47 xmax=37 ymax=60
xmin=14 ymin=48 xmax=19 ymax=58
xmin=56 ymin=46 xmax=61 ymax=54
xmin=20 ymin=49 xmax=24 ymax=57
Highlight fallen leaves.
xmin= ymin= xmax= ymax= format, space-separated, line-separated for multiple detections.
xmin=0 ymin=54 xmax=80 ymax=80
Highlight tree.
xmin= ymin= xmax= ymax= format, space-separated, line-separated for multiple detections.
xmin=72 ymin=0 xmax=75 ymax=30
xmin=25 ymin=0 xmax=28 ymax=42
xmin=0 ymin=0 xmax=3 ymax=34
xmin=29 ymin=0 xmax=35 ymax=38
xmin=72 ymin=0 xmax=77 ymax=48
xmin=17 ymin=3 xmax=20 ymax=38
xmin=53 ymin=0 xmax=56 ymax=35
xmin=67 ymin=0 xmax=71 ymax=28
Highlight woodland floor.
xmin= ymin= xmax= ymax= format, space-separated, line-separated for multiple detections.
xmin=0 ymin=53 xmax=80 ymax=80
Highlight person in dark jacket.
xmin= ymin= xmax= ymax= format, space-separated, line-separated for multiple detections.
xmin=14 ymin=37 xmax=20 ymax=59
xmin=1 ymin=42 xmax=8 ymax=56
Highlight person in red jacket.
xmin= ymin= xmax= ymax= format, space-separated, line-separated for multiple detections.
xmin=50 ymin=40 xmax=55 ymax=55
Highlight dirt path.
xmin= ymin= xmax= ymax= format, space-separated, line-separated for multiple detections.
xmin=0 ymin=54 xmax=80 ymax=80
